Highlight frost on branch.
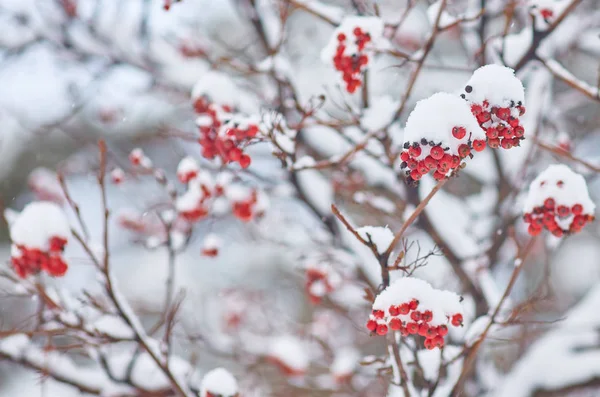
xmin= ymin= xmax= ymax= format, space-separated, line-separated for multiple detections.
xmin=321 ymin=16 xmax=385 ymax=94
xmin=461 ymin=64 xmax=526 ymax=150
xmin=200 ymin=367 xmax=239 ymax=397
xmin=523 ymin=164 xmax=595 ymax=237
xmin=9 ymin=201 xmax=70 ymax=278
xmin=356 ymin=225 xmax=393 ymax=254
xmin=367 ymin=277 xmax=463 ymax=349
xmin=400 ymin=92 xmax=485 ymax=184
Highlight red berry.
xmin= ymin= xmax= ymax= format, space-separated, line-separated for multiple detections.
xmin=496 ymin=107 xmax=510 ymax=120
xmin=551 ymin=228 xmax=564 ymax=238
xmin=406 ymin=158 xmax=418 ymax=170
xmin=429 ymin=146 xmax=444 ymax=160
xmin=437 ymin=325 xmax=448 ymax=336
xmin=452 ymin=126 xmax=466 ymax=139
xmin=421 ymin=310 xmax=433 ymax=322
xmin=433 ymin=335 xmax=445 ymax=348
xmin=477 ymin=111 xmax=491 ymax=124
xmin=433 ymin=171 xmax=446 ymax=181
xmin=389 ymin=318 xmax=403 ymax=331
xmin=376 ymin=324 xmax=388 ymax=336
xmin=417 ymin=161 xmax=429 ymax=175
xmin=239 ymin=154 xmax=251 ymax=169
xmin=557 ymin=205 xmax=570 ymax=217
xmin=424 ymin=338 xmax=435 ymax=350
xmin=523 ymin=213 xmax=532 ymax=223
xmin=400 ymin=151 xmax=410 ymax=161
xmin=337 ymin=33 xmax=346 ymax=41
xmin=373 ymin=310 xmax=384 ymax=319
xmin=517 ymin=105 xmax=526 ymax=116
xmin=424 ymin=156 xmax=438 ymax=170
xmin=487 ymin=138 xmax=500 ymax=149
xmin=485 ymin=127 xmax=498 ymax=139
xmin=513 ymin=126 xmax=525 ymax=138
xmin=410 ymin=169 xmax=422 ymax=181
xmin=389 ymin=305 xmax=399 ymax=316
xmin=409 ymin=299 xmax=419 ymax=310
xmin=418 ymin=323 xmax=429 ymax=336
xmin=410 ymin=311 xmax=421 ymax=321
xmin=408 ymin=145 xmax=422 ymax=158
xmin=472 ymin=140 xmax=486 ymax=152
xmin=366 ymin=320 xmax=377 ymax=332
xmin=399 ymin=303 xmax=410 ymax=315
xmin=406 ymin=322 xmax=418 ymax=334
xmin=353 ymin=27 xmax=363 ymax=36
xmin=458 ymin=144 xmax=471 ymax=159
xmin=451 ymin=313 xmax=463 ymax=327
xmin=544 ymin=198 xmax=555 ymax=210
xmin=572 ymin=204 xmax=583 ymax=215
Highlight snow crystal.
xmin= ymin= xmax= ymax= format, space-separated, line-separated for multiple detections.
xmin=200 ymin=367 xmax=238 ymax=397
xmin=403 ymin=92 xmax=484 ymax=160
xmin=320 ymin=16 xmax=386 ymax=64
xmin=461 ymin=64 xmax=525 ymax=107
xmin=10 ymin=202 xmax=70 ymax=251
xmin=268 ymin=335 xmax=310 ymax=374
xmin=360 ymin=96 xmax=400 ymax=132
xmin=523 ymin=164 xmax=595 ymax=214
xmin=373 ymin=277 xmax=463 ymax=326
xmin=356 ymin=226 xmax=394 ymax=254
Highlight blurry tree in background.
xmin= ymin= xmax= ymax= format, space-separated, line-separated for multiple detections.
xmin=0 ymin=0 xmax=600 ymax=396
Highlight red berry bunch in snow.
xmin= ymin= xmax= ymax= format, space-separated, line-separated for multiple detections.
xmin=366 ymin=277 xmax=463 ymax=350
xmin=523 ymin=164 xmax=596 ymax=237
xmin=461 ymin=65 xmax=526 ymax=150
xmin=321 ymin=17 xmax=384 ymax=94
xmin=200 ymin=367 xmax=239 ymax=397
xmin=175 ymin=158 xmax=268 ymax=223
xmin=266 ymin=336 xmax=310 ymax=377
xmin=201 ymin=234 xmax=222 ymax=257
xmin=192 ymin=73 xmax=259 ymax=169
xmin=304 ymin=263 xmax=342 ymax=304
xmin=400 ymin=92 xmax=486 ymax=184
xmin=9 ymin=202 xmax=70 ymax=278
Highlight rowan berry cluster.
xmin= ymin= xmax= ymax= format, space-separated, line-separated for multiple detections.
xmin=193 ymin=96 xmax=257 ymax=169
xmin=332 ymin=28 xmax=372 ymax=93
xmin=176 ymin=159 xmax=267 ymax=224
xmin=469 ymin=99 xmax=526 ymax=150
xmin=366 ymin=299 xmax=463 ymax=349
xmin=461 ymin=64 xmax=526 ymax=151
xmin=304 ymin=264 xmax=342 ymax=304
xmin=11 ymin=237 xmax=68 ymax=278
xmin=400 ymin=92 xmax=486 ymax=184
xmin=523 ymin=164 xmax=596 ymax=237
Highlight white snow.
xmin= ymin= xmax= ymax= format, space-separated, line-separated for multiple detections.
xmin=10 ymin=201 xmax=70 ymax=251
xmin=331 ymin=348 xmax=360 ymax=378
xmin=523 ymin=164 xmax=595 ymax=214
xmin=0 ymin=334 xmax=30 ymax=358
xmin=373 ymin=277 xmax=463 ymax=326
xmin=403 ymin=92 xmax=485 ymax=160
xmin=177 ymin=156 xmax=200 ymax=183
xmin=462 ymin=64 xmax=525 ymax=107
xmin=356 ymin=226 xmax=394 ymax=254
xmin=200 ymin=367 xmax=238 ymax=397
xmin=91 ymin=315 xmax=135 ymax=340
xmin=268 ymin=335 xmax=310 ymax=374
xmin=202 ymin=234 xmax=222 ymax=250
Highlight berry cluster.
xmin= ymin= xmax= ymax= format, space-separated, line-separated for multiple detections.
xmin=304 ymin=265 xmax=341 ymax=305
xmin=231 ymin=189 xmax=265 ymax=222
xmin=524 ymin=199 xmax=594 ymax=237
xmin=193 ymin=97 xmax=257 ymax=169
xmin=332 ymin=28 xmax=372 ymax=93
xmin=366 ymin=299 xmax=463 ymax=349
xmin=11 ymin=236 xmax=68 ymax=278
xmin=400 ymin=135 xmax=486 ymax=183
xmin=468 ymin=99 xmax=526 ymax=150
xmin=523 ymin=164 xmax=596 ymax=237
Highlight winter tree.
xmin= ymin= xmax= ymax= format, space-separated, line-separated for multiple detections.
xmin=0 ymin=0 xmax=599 ymax=396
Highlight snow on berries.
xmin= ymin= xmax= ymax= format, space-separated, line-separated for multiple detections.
xmin=321 ymin=16 xmax=384 ymax=94
xmin=177 ymin=156 xmax=200 ymax=184
xmin=529 ymin=0 xmax=569 ymax=28
xmin=366 ymin=277 xmax=463 ymax=350
xmin=523 ymin=164 xmax=595 ymax=237
xmin=201 ymin=234 xmax=222 ymax=257
xmin=191 ymin=72 xmax=260 ymax=169
xmin=400 ymin=92 xmax=485 ymax=184
xmin=9 ymin=202 xmax=71 ymax=278
xmin=461 ymin=65 xmax=526 ymax=151
xmin=110 ymin=168 xmax=125 ymax=184
xmin=304 ymin=263 xmax=342 ymax=304
xmin=266 ymin=336 xmax=310 ymax=377
xmin=200 ymin=367 xmax=239 ymax=397
xmin=129 ymin=148 xmax=152 ymax=168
